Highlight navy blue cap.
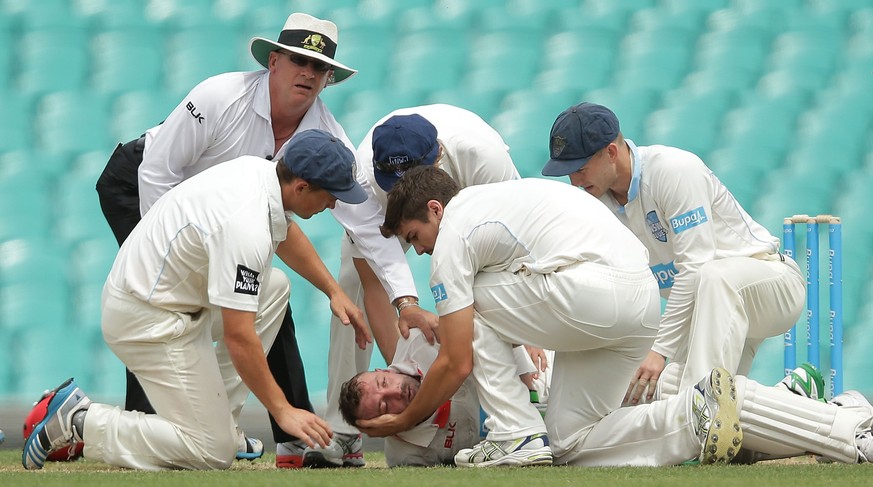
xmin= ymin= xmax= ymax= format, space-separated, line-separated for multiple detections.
xmin=282 ymin=129 xmax=367 ymax=204
xmin=542 ymin=102 xmax=620 ymax=177
xmin=372 ymin=114 xmax=440 ymax=192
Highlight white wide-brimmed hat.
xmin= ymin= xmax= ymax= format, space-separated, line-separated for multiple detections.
xmin=249 ymin=12 xmax=357 ymax=85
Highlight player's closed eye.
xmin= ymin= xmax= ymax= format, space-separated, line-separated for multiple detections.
xmin=288 ymin=53 xmax=331 ymax=73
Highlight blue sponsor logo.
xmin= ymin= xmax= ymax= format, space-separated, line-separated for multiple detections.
xmin=670 ymin=207 xmax=708 ymax=234
xmin=651 ymin=262 xmax=678 ymax=289
xmin=431 ymin=283 xmax=448 ymax=303
xmin=646 ymin=211 xmax=667 ymax=242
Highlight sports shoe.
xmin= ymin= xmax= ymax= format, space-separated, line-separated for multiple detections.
xmin=833 ymin=390 xmax=873 ymax=413
xmin=454 ymin=433 xmax=553 ymax=467
xmin=303 ymin=432 xmax=364 ymax=468
xmin=22 ymin=378 xmax=91 ymax=470
xmin=24 ymin=388 xmax=85 ymax=462
xmin=0 ymin=428 xmax=5 ymax=445
xmin=692 ymin=367 xmax=743 ymax=464
xmin=276 ymin=439 xmax=308 ymax=469
xmin=235 ymin=433 xmax=264 ymax=461
xmin=776 ymin=363 xmax=826 ymax=402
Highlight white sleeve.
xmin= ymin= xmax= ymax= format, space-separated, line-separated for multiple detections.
xmin=330 ymin=154 xmax=417 ymax=301
xmin=138 ymin=83 xmax=220 ymax=215
xmin=649 ymin=157 xmax=719 ymax=361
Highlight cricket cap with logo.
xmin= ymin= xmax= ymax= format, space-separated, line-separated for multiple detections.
xmin=371 ymin=114 xmax=441 ymax=192
xmin=281 ymin=129 xmax=367 ymax=204
xmin=542 ymin=102 xmax=620 ymax=177
xmin=249 ymin=12 xmax=357 ymax=85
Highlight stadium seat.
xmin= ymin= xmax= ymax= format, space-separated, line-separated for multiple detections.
xmin=581 ymin=87 xmax=661 ymax=141
xmin=164 ymin=25 xmax=246 ymax=95
xmin=111 ymin=90 xmax=180 ymax=143
xmin=0 ymin=91 xmax=35 ymax=152
xmin=461 ymin=32 xmax=543 ymax=95
xmin=643 ymin=106 xmax=721 ymax=157
xmin=16 ymin=29 xmax=91 ymax=95
xmin=91 ymin=28 xmax=165 ymax=95
xmin=0 ymin=163 xmax=53 ymax=241
xmin=34 ymin=91 xmax=113 ymax=155
xmin=532 ymin=30 xmax=621 ymax=96
xmin=424 ymin=89 xmax=505 ymax=123
xmin=389 ymin=31 xmax=467 ymax=94
xmin=9 ymin=326 xmax=92 ymax=396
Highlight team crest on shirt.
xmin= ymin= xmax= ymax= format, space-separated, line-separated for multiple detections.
xmin=235 ymin=265 xmax=260 ymax=295
xmin=646 ymin=211 xmax=667 ymax=242
xmin=431 ymin=283 xmax=448 ymax=303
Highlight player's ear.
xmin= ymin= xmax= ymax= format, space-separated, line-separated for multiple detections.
xmin=427 ymin=200 xmax=443 ymax=218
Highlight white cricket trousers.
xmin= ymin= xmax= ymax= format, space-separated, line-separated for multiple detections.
xmin=86 ymin=267 xmax=289 ymax=470
xmin=471 ymin=262 xmax=715 ymax=465
xmin=678 ymin=254 xmax=805 ymax=389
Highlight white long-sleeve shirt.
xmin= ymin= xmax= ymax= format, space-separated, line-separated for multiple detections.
xmin=596 ymin=140 xmax=779 ymax=361
xmin=137 ymin=69 xmax=417 ymax=301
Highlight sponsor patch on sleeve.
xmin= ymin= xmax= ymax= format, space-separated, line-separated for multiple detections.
xmin=670 ymin=207 xmax=708 ymax=234
xmin=234 ymin=265 xmax=260 ymax=295
xmin=431 ymin=283 xmax=448 ymax=303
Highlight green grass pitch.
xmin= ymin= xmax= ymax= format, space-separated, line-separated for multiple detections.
xmin=1 ymin=450 xmax=872 ymax=486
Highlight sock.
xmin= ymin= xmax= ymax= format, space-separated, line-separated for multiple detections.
xmin=71 ymin=409 xmax=87 ymax=442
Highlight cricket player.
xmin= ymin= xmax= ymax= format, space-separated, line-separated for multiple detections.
xmin=338 ymin=330 xmax=541 ymax=467
xmin=312 ymin=105 xmax=520 ymax=467
xmin=541 ymin=102 xmax=806 ymax=404
xmin=23 ymin=130 xmax=370 ymax=471
xmin=357 ymin=167 xmax=873 ymax=467
xmin=357 ymin=166 xmax=749 ymax=467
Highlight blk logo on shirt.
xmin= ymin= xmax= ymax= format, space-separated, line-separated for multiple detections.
xmin=235 ymin=265 xmax=260 ymax=295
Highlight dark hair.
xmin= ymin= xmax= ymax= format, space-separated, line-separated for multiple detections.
xmin=338 ymin=372 xmax=367 ymax=425
xmin=276 ymin=157 xmax=324 ymax=190
xmin=380 ymin=165 xmax=460 ymax=238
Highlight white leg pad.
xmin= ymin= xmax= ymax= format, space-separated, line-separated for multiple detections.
xmin=736 ymin=376 xmax=871 ymax=463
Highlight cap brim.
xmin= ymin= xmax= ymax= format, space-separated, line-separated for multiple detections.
xmin=374 ymin=170 xmax=398 ymax=193
xmin=249 ymin=37 xmax=357 ymax=85
xmin=541 ymin=156 xmax=591 ymax=177
xmin=330 ymin=183 xmax=368 ymax=204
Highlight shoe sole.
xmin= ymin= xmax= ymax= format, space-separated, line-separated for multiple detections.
xmin=699 ymin=368 xmax=743 ymax=464
xmin=22 ymin=378 xmax=81 ymax=470
xmin=302 ymin=451 xmax=364 ymax=468
xmin=456 ymin=447 xmax=554 ymax=468
xmin=276 ymin=454 xmax=304 ymax=469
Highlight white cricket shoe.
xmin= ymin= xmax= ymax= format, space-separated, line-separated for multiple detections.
xmin=454 ymin=433 xmax=553 ymax=467
xmin=302 ymin=432 xmax=364 ymax=468
xmin=692 ymin=367 xmax=743 ymax=464
xmin=833 ymin=390 xmax=873 ymax=413
xmin=856 ymin=427 xmax=873 ymax=463
xmin=276 ymin=439 xmax=308 ymax=469
xmin=235 ymin=432 xmax=264 ymax=461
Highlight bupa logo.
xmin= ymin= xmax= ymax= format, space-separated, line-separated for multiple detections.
xmin=431 ymin=283 xmax=448 ymax=303
xmin=186 ymin=101 xmax=204 ymax=124
xmin=670 ymin=207 xmax=708 ymax=234
xmin=646 ymin=211 xmax=667 ymax=242
xmin=651 ymin=261 xmax=678 ymax=289
xmin=234 ymin=265 xmax=260 ymax=295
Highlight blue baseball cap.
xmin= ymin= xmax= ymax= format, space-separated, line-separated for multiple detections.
xmin=372 ymin=114 xmax=440 ymax=192
xmin=542 ymin=102 xmax=620 ymax=177
xmin=282 ymin=129 xmax=367 ymax=204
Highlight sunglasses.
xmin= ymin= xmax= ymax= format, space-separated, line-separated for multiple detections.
xmin=287 ymin=53 xmax=332 ymax=73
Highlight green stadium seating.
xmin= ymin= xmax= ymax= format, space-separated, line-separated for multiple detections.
xmin=111 ymin=90 xmax=179 ymax=143
xmin=16 ymin=28 xmax=91 ymax=95
xmin=91 ymin=28 xmax=166 ymax=95
xmin=164 ymin=25 xmax=246 ymax=95
xmin=34 ymin=91 xmax=113 ymax=155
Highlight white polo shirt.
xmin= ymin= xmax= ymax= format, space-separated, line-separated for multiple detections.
xmin=595 ymin=140 xmax=780 ymax=360
xmin=109 ymin=157 xmax=287 ymax=313
xmin=137 ymin=68 xmax=418 ymax=304
xmin=430 ymin=179 xmax=650 ymax=317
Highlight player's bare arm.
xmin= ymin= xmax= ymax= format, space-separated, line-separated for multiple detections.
xmin=353 ymin=256 xmax=400 ymax=362
xmin=357 ymin=306 xmax=473 ymax=438
xmin=220 ymin=307 xmax=332 ymax=448
xmin=277 ymin=221 xmax=371 ymax=348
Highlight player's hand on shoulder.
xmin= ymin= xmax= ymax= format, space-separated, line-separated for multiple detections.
xmin=398 ymin=307 xmax=440 ymax=344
